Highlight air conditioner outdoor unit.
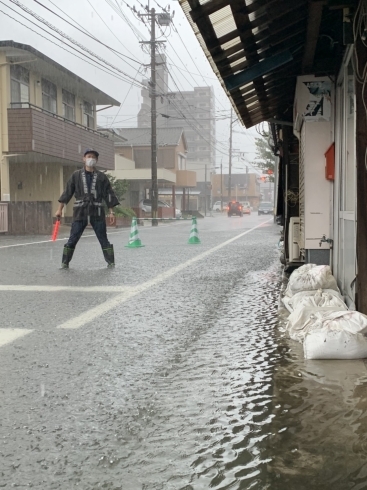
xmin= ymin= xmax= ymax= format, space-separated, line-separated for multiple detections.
xmin=288 ymin=217 xmax=300 ymax=262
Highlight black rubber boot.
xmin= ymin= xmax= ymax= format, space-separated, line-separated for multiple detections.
xmin=61 ymin=246 xmax=75 ymax=269
xmin=102 ymin=244 xmax=115 ymax=268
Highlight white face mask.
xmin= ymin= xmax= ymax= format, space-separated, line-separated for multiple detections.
xmin=85 ymin=157 xmax=97 ymax=167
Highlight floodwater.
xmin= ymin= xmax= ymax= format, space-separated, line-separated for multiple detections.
xmin=2 ymin=220 xmax=367 ymax=489
xmin=90 ymin=265 xmax=367 ymax=490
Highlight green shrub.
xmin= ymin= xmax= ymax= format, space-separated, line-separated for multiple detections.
xmin=113 ymin=206 xmax=136 ymax=218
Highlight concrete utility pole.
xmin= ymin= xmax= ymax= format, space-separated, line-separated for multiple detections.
xmin=220 ymin=161 xmax=223 ymax=211
xmin=150 ymin=8 xmax=158 ymax=226
xmin=228 ymin=107 xmax=233 ymax=200
xmin=204 ymin=164 xmax=207 ymax=216
xmin=140 ymin=7 xmax=170 ymax=226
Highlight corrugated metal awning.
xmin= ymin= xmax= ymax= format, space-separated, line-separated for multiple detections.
xmin=180 ymin=0 xmax=346 ymax=128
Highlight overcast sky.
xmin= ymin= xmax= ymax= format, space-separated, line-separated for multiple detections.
xmin=0 ymin=0 xmax=262 ymax=173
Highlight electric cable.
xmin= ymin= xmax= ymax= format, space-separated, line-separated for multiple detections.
xmin=34 ymin=0 xmax=143 ymax=68
xmin=108 ymin=67 xmax=144 ymax=128
xmin=8 ymin=0 xmax=144 ymax=86
xmin=0 ymin=6 xmax=144 ymax=90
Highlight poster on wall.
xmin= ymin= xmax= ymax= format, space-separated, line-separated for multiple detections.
xmin=302 ymin=81 xmax=331 ymax=121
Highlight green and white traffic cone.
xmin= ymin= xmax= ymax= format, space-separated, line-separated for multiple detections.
xmin=125 ymin=217 xmax=145 ymax=248
xmin=188 ymin=216 xmax=201 ymax=244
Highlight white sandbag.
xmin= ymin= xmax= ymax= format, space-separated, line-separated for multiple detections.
xmin=282 ymin=288 xmax=321 ymax=312
xmin=284 ymin=264 xmax=317 ymax=297
xmin=288 ymin=265 xmax=339 ymax=296
xmin=304 ymin=311 xmax=367 ymax=360
xmin=304 ymin=330 xmax=367 ymax=360
xmin=290 ymin=289 xmax=346 ymax=312
xmin=281 ymin=295 xmax=293 ymax=313
xmin=282 ymin=288 xmax=345 ymax=313
xmin=287 ymin=307 xmax=346 ymax=343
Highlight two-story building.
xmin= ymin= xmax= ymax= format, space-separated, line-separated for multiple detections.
xmin=0 ymin=41 xmax=119 ymax=233
xmin=111 ymin=127 xmax=197 ymax=211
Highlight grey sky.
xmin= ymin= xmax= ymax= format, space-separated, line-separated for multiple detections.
xmin=0 ymin=0 xmax=260 ymax=173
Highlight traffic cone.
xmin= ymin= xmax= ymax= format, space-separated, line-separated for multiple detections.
xmin=125 ymin=217 xmax=145 ymax=248
xmin=188 ymin=216 xmax=201 ymax=244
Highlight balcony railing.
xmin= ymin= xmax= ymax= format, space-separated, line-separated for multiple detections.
xmin=8 ymin=104 xmax=114 ymax=169
xmin=9 ymin=102 xmax=108 ymax=138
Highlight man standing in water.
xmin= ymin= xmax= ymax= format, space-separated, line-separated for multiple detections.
xmin=55 ymin=148 xmax=119 ymax=268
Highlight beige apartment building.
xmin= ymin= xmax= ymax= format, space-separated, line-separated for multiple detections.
xmin=0 ymin=41 xmax=119 ymax=233
xmin=111 ymin=127 xmax=196 ymax=211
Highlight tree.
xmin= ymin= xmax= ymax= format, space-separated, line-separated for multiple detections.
xmin=255 ymin=136 xmax=276 ymax=181
xmin=105 ymin=174 xmax=129 ymax=203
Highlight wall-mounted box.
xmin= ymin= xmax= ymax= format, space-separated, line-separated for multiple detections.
xmin=325 ymin=143 xmax=335 ymax=181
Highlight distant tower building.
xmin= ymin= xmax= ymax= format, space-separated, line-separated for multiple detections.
xmin=137 ymin=54 xmax=216 ymax=183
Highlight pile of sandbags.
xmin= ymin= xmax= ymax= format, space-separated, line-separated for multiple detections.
xmin=283 ymin=264 xmax=367 ymax=359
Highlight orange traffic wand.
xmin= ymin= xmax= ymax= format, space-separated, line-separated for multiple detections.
xmin=52 ymin=217 xmax=61 ymax=241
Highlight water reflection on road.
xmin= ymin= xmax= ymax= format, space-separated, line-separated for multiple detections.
xmin=120 ymin=266 xmax=367 ymax=490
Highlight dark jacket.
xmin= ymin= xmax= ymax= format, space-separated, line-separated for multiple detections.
xmin=59 ymin=169 xmax=119 ymax=221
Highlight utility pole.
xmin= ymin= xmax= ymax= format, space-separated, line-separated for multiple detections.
xmin=140 ymin=7 xmax=170 ymax=226
xmin=220 ymin=161 xmax=223 ymax=211
xmin=209 ymin=170 xmax=213 ymax=216
xmin=204 ymin=164 xmax=207 ymax=216
xmin=245 ymin=165 xmax=248 ymax=203
xmin=228 ymin=107 xmax=233 ymax=200
xmin=150 ymin=8 xmax=158 ymax=226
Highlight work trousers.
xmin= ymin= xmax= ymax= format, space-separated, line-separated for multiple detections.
xmin=65 ymin=217 xmax=111 ymax=249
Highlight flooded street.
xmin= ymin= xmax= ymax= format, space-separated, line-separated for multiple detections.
xmin=1 ymin=215 xmax=367 ymax=489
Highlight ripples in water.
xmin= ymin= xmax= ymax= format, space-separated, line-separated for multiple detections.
xmin=4 ymin=257 xmax=367 ymax=490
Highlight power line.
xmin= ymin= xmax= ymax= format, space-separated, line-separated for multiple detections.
xmin=108 ymin=67 xmax=143 ymax=128
xmin=8 ymin=0 xmax=145 ymax=87
xmin=153 ymin=63 xmax=222 ymax=152
xmin=125 ymin=7 xmax=231 ymax=158
xmin=0 ymin=5 xmax=143 ymax=90
xmin=170 ymin=22 xmax=228 ymax=112
xmin=33 ymin=0 xmax=143 ymax=69
xmin=106 ymin=0 xmax=147 ymax=43
xmin=167 ymin=62 xmax=219 ymax=82
xmin=154 ymin=52 xmax=231 ymax=154
xmin=151 ymin=1 xmax=229 ymax=112
xmin=164 ymin=95 xmax=230 ymax=158
xmin=86 ymin=0 xmax=143 ymax=64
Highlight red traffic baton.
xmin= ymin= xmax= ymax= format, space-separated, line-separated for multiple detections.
xmin=52 ymin=217 xmax=61 ymax=241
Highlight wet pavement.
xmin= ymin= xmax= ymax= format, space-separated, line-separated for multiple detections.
xmin=1 ymin=215 xmax=367 ymax=489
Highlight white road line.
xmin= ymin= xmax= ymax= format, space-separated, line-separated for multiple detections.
xmin=0 ymin=285 xmax=131 ymax=293
xmin=0 ymin=328 xmax=33 ymax=347
xmin=0 ymin=222 xmax=177 ymax=249
xmin=57 ymin=219 xmax=273 ymax=330
xmin=0 ymin=229 xmax=129 ymax=249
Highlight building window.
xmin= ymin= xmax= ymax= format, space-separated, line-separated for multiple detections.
xmin=10 ymin=64 xmax=29 ymax=108
xmin=62 ymin=89 xmax=75 ymax=121
xmin=83 ymin=101 xmax=95 ymax=129
xmin=42 ymin=78 xmax=57 ymax=113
